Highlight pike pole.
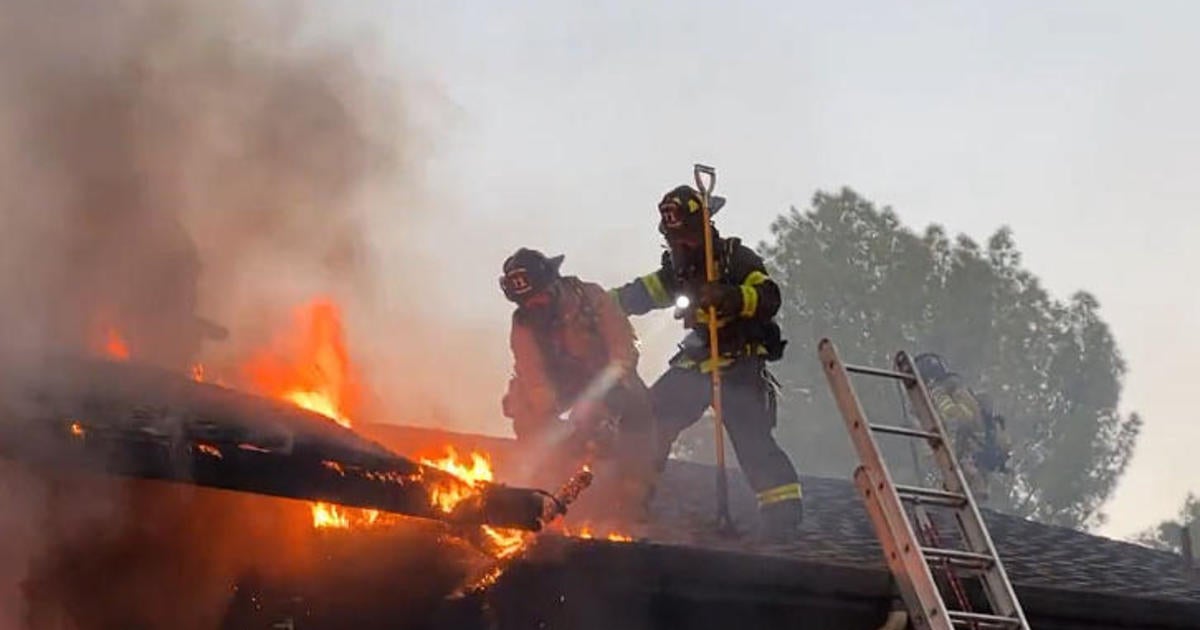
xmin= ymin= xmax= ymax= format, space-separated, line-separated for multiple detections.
xmin=694 ymin=163 xmax=736 ymax=536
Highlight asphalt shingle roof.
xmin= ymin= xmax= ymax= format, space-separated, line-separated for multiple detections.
xmin=365 ymin=424 xmax=1200 ymax=608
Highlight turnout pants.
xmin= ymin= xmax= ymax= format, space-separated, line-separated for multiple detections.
xmin=649 ymin=357 xmax=801 ymax=512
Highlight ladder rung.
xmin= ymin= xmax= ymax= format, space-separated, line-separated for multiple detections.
xmin=870 ymin=423 xmax=942 ymax=441
xmin=895 ymin=484 xmax=969 ymax=507
xmin=948 ymin=610 xmax=1022 ymax=627
xmin=844 ymin=363 xmax=918 ymax=382
xmin=921 ymin=546 xmax=995 ymax=568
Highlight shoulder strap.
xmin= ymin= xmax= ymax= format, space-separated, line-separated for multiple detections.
xmin=721 ymin=237 xmax=740 ymax=281
xmin=560 ymin=277 xmax=599 ymax=335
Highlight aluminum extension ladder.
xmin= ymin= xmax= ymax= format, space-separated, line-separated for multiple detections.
xmin=818 ymin=339 xmax=1030 ymax=630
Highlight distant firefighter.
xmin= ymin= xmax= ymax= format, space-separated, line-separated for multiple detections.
xmin=913 ymin=353 xmax=1013 ymax=502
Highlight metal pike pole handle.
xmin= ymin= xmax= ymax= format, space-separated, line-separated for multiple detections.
xmin=694 ymin=163 xmax=736 ymax=537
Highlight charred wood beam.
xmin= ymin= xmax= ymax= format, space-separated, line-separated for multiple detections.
xmin=0 ymin=357 xmax=548 ymax=531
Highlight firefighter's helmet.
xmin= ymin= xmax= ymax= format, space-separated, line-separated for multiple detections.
xmin=914 ymin=352 xmax=950 ymax=382
xmin=657 ymin=184 xmax=726 ymax=238
xmin=500 ymin=248 xmax=564 ymax=304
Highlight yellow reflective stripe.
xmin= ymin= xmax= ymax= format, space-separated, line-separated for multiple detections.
xmin=606 ymin=288 xmax=626 ymax=315
xmin=743 ymin=270 xmax=769 ymax=287
xmin=739 ymin=285 xmax=757 ymax=318
xmin=695 ymin=308 xmax=733 ymax=328
xmin=757 ymin=482 xmax=802 ymax=505
xmin=698 ymin=355 xmax=735 ymax=373
xmin=675 ymin=344 xmax=767 ymax=371
xmin=640 ymin=273 xmax=671 ymax=307
xmin=935 ymin=394 xmax=969 ymax=419
xmin=738 ymin=270 xmax=768 ymax=318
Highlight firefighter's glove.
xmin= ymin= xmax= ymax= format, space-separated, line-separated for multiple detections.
xmin=697 ymin=282 xmax=743 ymax=318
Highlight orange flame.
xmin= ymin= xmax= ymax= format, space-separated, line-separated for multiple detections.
xmin=310 ymin=502 xmax=389 ymax=530
xmin=100 ymin=326 xmax=130 ymax=360
xmin=561 ymin=522 xmax=633 ymax=543
xmin=239 ymin=298 xmax=368 ymax=528
xmin=481 ymin=526 xmax=528 ymax=558
xmin=419 ymin=447 xmax=494 ymax=514
xmin=245 ymin=299 xmax=358 ymax=429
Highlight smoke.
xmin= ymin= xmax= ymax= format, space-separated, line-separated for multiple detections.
xmin=0 ymin=1 xmax=490 ymax=627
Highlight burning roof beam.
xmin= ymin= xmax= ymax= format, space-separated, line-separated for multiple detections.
xmin=0 ymin=357 xmax=550 ymax=531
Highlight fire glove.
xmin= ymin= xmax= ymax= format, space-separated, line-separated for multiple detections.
xmin=697 ymin=282 xmax=743 ymax=318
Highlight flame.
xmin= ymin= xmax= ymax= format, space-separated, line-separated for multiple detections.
xmin=238 ymin=298 xmax=369 ymax=528
xmin=560 ymin=522 xmax=632 ymax=543
xmin=68 ymin=421 xmax=85 ymax=438
xmin=309 ymin=502 xmax=390 ymax=530
xmin=311 ymin=502 xmax=350 ymax=529
xmin=100 ymin=326 xmax=130 ymax=360
xmin=245 ymin=299 xmax=357 ymax=429
xmin=481 ymin=526 xmax=528 ymax=559
xmin=419 ymin=447 xmax=495 ymax=514
xmin=191 ymin=364 xmax=205 ymax=382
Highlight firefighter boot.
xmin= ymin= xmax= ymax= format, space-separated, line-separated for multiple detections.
xmin=759 ymin=497 xmax=803 ymax=543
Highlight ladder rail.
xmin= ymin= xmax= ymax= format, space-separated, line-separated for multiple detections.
xmin=855 ymin=466 xmax=954 ymax=630
xmin=821 ymin=340 xmax=954 ymax=630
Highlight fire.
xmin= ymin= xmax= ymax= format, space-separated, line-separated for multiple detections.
xmin=310 ymin=502 xmax=389 ymax=530
xmin=419 ymin=447 xmax=495 ymax=514
xmin=191 ymin=363 xmax=205 ymax=382
xmin=481 ymin=526 xmax=528 ymax=558
xmin=245 ymin=299 xmax=358 ymax=429
xmin=311 ymin=502 xmax=349 ymax=529
xmin=238 ymin=298 xmax=368 ymax=527
xmin=561 ymin=522 xmax=633 ymax=543
xmin=99 ymin=326 xmax=130 ymax=360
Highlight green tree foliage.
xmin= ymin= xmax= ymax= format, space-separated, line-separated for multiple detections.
xmin=1133 ymin=493 xmax=1200 ymax=554
xmin=746 ymin=187 xmax=1140 ymax=530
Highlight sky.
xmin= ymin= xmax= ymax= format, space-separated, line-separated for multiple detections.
xmin=330 ymin=1 xmax=1199 ymax=539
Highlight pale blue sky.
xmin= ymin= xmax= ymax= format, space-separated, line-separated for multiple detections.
xmin=335 ymin=2 xmax=1199 ymax=538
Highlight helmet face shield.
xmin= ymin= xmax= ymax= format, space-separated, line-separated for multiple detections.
xmin=659 ymin=198 xmax=688 ymax=232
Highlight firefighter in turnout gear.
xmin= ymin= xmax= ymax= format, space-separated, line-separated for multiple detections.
xmin=499 ymin=248 xmax=657 ymax=520
xmin=913 ymin=353 xmax=1013 ymax=503
xmin=611 ymin=185 xmax=803 ymax=541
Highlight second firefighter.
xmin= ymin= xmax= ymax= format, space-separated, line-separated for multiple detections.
xmin=611 ymin=184 xmax=803 ymax=541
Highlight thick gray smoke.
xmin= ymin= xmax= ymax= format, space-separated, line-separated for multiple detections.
xmin=0 ymin=0 xmax=419 ymax=368
xmin=0 ymin=1 xmax=473 ymax=627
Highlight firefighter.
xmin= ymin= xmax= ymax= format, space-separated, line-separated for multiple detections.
xmin=499 ymin=247 xmax=657 ymax=519
xmin=913 ymin=353 xmax=1013 ymax=502
xmin=610 ymin=185 xmax=803 ymax=541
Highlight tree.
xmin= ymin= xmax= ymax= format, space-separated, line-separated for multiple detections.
xmin=1133 ymin=493 xmax=1200 ymax=554
xmin=739 ymin=187 xmax=1140 ymax=530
